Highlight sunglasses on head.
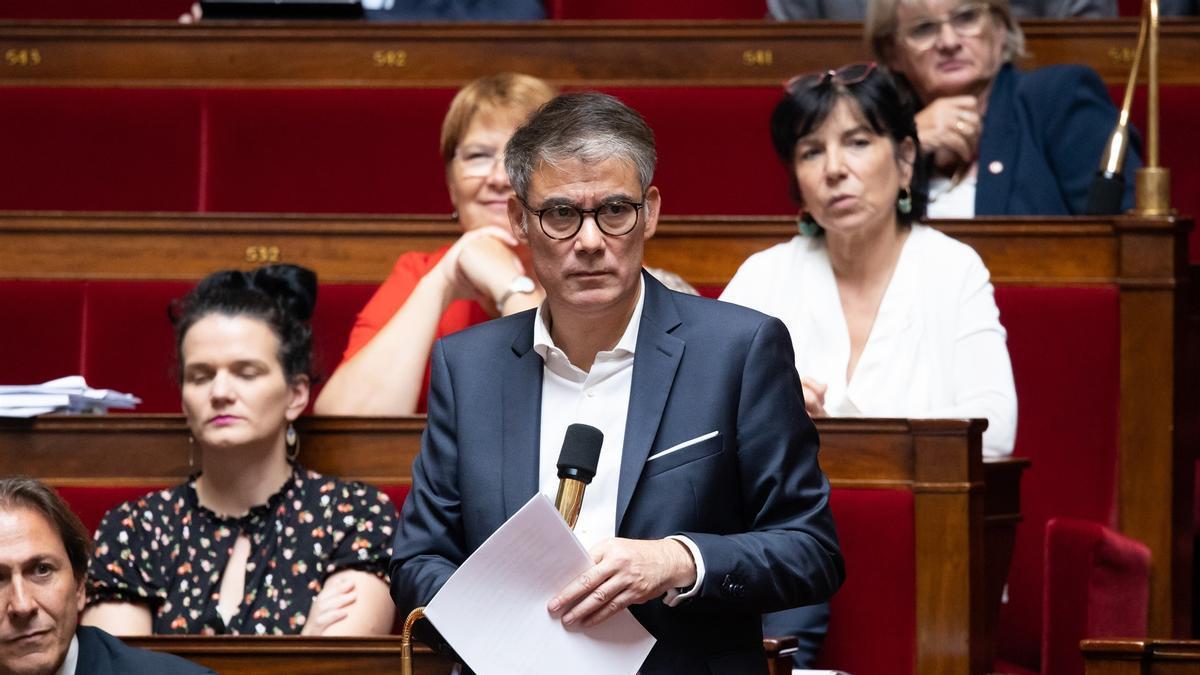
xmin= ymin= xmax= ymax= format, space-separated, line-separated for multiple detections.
xmin=783 ymin=62 xmax=877 ymax=95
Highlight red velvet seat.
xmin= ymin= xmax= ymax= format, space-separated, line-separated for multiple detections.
xmin=813 ymin=488 xmax=916 ymax=675
xmin=309 ymin=284 xmax=378 ymax=397
xmin=0 ymin=89 xmax=203 ymax=211
xmin=0 ymin=280 xmax=383 ymax=413
xmin=0 ymin=0 xmax=192 ymax=19
xmin=605 ymin=87 xmax=794 ymax=216
xmin=0 ymin=281 xmax=87 ymax=385
xmin=202 ymin=89 xmax=457 ymax=215
xmin=548 ymin=0 xmax=766 ymax=20
xmin=81 ymin=281 xmax=192 ymax=414
xmin=994 ymin=286 xmax=1148 ymax=675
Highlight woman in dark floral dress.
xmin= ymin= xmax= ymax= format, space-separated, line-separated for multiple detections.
xmin=82 ymin=264 xmax=398 ymax=636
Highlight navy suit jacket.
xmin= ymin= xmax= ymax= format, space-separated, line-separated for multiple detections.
xmin=391 ymin=272 xmax=843 ymax=674
xmin=976 ymin=63 xmax=1141 ymax=216
xmin=75 ymin=626 xmax=213 ymax=675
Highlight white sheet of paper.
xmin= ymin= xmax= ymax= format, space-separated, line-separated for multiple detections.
xmin=424 ymin=494 xmax=656 ymax=675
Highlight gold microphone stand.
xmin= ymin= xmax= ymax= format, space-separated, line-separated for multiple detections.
xmin=1133 ymin=0 xmax=1171 ymax=215
xmin=400 ymin=605 xmax=426 ymax=675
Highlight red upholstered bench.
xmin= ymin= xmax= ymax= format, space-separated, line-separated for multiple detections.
xmin=812 ymin=488 xmax=916 ymax=674
xmin=201 ymin=86 xmax=792 ymax=216
xmin=0 ymin=0 xmax=191 ymax=19
xmin=0 ymin=280 xmax=87 ymax=384
xmin=0 ymin=88 xmax=203 ymax=211
xmin=609 ymin=87 xmax=793 ymax=216
xmin=0 ymin=280 xmax=377 ymax=413
xmin=202 ymin=89 xmax=457 ymax=215
xmin=993 ymin=286 xmax=1149 ymax=675
xmin=548 ymin=0 xmax=767 ymax=20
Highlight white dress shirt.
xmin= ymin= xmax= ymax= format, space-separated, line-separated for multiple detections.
xmin=926 ymin=172 xmax=978 ymax=219
xmin=721 ymin=224 xmax=1017 ymax=457
xmin=533 ymin=277 xmax=704 ymax=602
xmin=56 ymin=634 xmax=79 ymax=675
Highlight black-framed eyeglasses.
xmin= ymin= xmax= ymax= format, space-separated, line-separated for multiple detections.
xmin=519 ymin=197 xmax=646 ymax=240
xmin=783 ymin=62 xmax=877 ymax=95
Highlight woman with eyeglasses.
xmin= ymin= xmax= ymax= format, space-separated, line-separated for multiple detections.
xmin=721 ymin=63 xmax=1016 ymax=665
xmin=315 ymin=73 xmax=556 ymax=416
xmin=865 ymin=0 xmax=1138 ymax=217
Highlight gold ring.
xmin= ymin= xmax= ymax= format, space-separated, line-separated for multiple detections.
xmin=955 ymin=119 xmax=966 ymax=132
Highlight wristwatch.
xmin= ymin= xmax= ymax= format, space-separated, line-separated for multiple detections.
xmin=496 ymin=274 xmax=536 ymax=312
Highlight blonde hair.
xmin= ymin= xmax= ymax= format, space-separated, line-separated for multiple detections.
xmin=439 ymin=72 xmax=557 ymax=165
xmin=865 ymin=0 xmax=1026 ymax=66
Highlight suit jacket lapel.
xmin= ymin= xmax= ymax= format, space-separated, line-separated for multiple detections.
xmin=976 ymin=63 xmax=1019 ymax=216
xmin=502 ymin=315 xmax=543 ymax=519
xmin=616 ymin=274 xmax=684 ymax=532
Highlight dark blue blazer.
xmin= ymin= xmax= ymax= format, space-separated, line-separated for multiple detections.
xmin=391 ymin=272 xmax=844 ymax=675
xmin=976 ymin=63 xmax=1141 ymax=216
xmin=75 ymin=626 xmax=214 ymax=675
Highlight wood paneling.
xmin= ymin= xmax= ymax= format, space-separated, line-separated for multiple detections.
xmin=0 ymin=212 xmax=1129 ymax=285
xmin=123 ymin=636 xmax=452 ymax=675
xmin=121 ymin=634 xmax=798 ymax=675
xmin=0 ymin=20 xmax=1196 ymax=88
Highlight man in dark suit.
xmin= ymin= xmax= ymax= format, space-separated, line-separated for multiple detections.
xmin=0 ymin=477 xmax=211 ymax=675
xmin=390 ymin=92 xmax=843 ymax=674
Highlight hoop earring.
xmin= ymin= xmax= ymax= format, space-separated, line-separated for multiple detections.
xmin=897 ymin=187 xmax=913 ymax=215
xmin=796 ymin=210 xmax=821 ymax=237
xmin=286 ymin=423 xmax=299 ymax=461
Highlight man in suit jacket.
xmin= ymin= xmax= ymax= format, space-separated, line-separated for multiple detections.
xmin=390 ymin=92 xmax=844 ymax=674
xmin=0 ymin=477 xmax=211 ymax=675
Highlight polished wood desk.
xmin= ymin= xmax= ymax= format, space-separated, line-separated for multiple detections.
xmin=124 ymin=636 xmax=453 ymax=675
xmin=0 ymin=20 xmax=1197 ymax=88
xmin=0 ymin=414 xmax=1022 ymax=675
xmin=1083 ymin=639 xmax=1200 ymax=675
xmin=119 ymin=634 xmax=802 ymax=674
xmin=0 ymin=212 xmax=1182 ymax=287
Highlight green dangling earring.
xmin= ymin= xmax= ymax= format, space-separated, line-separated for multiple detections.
xmin=796 ymin=210 xmax=821 ymax=237
xmin=897 ymin=187 xmax=913 ymax=215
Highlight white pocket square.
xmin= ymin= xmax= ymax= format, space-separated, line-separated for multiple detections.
xmin=647 ymin=430 xmax=720 ymax=462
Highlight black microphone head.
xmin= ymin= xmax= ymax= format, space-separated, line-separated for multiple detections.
xmin=556 ymin=423 xmax=603 ymax=484
xmin=1085 ymin=171 xmax=1126 ymax=215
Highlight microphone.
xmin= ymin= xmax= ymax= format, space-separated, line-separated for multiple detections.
xmin=554 ymin=423 xmax=603 ymax=530
xmin=1085 ymin=123 xmax=1132 ymax=215
xmin=1086 ymin=3 xmax=1149 ymax=216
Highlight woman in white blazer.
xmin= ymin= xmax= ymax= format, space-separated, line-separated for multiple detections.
xmin=722 ymin=63 xmax=1016 ymax=459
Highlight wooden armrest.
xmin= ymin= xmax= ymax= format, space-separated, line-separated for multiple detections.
xmin=763 ymin=635 xmax=798 ymax=675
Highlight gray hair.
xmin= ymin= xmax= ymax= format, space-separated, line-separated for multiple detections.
xmin=865 ymin=0 xmax=1026 ymax=66
xmin=505 ymin=92 xmax=657 ymax=202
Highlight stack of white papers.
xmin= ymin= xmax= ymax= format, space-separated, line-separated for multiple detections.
xmin=425 ymin=494 xmax=656 ymax=675
xmin=0 ymin=376 xmax=141 ymax=417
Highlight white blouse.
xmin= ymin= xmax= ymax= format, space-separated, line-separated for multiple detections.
xmin=720 ymin=224 xmax=1017 ymax=457
xmin=926 ymin=172 xmax=978 ymax=219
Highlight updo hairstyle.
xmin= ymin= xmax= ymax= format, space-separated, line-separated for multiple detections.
xmin=169 ymin=264 xmax=317 ymax=384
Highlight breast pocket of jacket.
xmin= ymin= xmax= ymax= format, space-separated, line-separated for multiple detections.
xmin=643 ymin=431 xmax=724 ymax=478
